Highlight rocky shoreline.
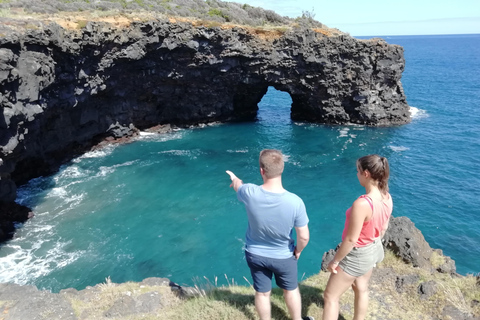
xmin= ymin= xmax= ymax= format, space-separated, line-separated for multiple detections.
xmin=1 ymin=216 xmax=478 ymax=320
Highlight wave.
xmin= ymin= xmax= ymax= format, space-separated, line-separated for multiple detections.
xmin=0 ymin=240 xmax=84 ymax=285
xmin=54 ymin=165 xmax=92 ymax=182
xmin=139 ymin=131 xmax=156 ymax=136
xmin=136 ymin=131 xmax=185 ymax=142
xmin=75 ymin=145 xmax=117 ymax=161
xmin=97 ymin=160 xmax=138 ymax=177
xmin=409 ymin=106 xmax=428 ymax=120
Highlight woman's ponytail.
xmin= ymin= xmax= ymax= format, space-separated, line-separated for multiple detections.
xmin=357 ymin=155 xmax=390 ymax=193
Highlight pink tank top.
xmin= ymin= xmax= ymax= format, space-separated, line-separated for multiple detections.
xmin=342 ymin=194 xmax=393 ymax=247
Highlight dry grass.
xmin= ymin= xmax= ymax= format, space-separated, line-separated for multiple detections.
xmin=61 ymin=255 xmax=479 ymax=320
xmin=0 ymin=7 xmax=343 ymax=40
xmin=430 ymin=250 xmax=446 ymax=269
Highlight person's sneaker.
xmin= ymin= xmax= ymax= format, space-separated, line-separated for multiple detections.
xmin=302 ymin=317 xmax=314 ymax=320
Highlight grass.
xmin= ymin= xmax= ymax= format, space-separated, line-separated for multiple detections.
xmin=61 ymin=252 xmax=479 ymax=319
xmin=76 ymin=19 xmax=88 ymax=29
xmin=0 ymin=6 xmax=343 ymax=40
xmin=430 ymin=250 xmax=446 ymax=269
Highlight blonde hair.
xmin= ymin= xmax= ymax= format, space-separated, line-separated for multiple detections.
xmin=259 ymin=149 xmax=284 ymax=178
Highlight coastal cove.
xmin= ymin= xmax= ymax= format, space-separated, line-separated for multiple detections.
xmin=0 ymin=34 xmax=479 ymax=295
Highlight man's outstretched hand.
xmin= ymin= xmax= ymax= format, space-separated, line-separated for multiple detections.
xmin=226 ymin=170 xmax=242 ymax=191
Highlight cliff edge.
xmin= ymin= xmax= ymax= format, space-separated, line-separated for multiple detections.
xmin=0 ymin=216 xmax=478 ymax=320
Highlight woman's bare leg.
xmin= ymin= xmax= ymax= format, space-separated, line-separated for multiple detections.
xmin=351 ymin=268 xmax=373 ymax=320
xmin=322 ymin=268 xmax=356 ymax=320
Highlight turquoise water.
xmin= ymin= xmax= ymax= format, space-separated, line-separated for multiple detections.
xmin=0 ymin=34 xmax=479 ymax=292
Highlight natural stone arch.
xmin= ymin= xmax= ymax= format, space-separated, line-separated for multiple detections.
xmin=0 ymin=20 xmax=411 ymax=237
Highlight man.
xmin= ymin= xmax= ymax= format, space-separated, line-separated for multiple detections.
xmin=226 ymin=149 xmax=313 ymax=320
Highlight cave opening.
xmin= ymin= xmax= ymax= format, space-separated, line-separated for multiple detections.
xmin=256 ymin=87 xmax=293 ymax=124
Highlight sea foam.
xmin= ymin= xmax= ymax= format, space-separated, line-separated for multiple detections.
xmin=389 ymin=145 xmax=409 ymax=152
xmin=409 ymin=106 xmax=428 ymax=120
xmin=0 ymin=239 xmax=84 ymax=286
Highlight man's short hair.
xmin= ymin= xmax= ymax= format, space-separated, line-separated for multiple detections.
xmin=259 ymin=149 xmax=284 ymax=178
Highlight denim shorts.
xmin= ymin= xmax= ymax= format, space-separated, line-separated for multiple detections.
xmin=338 ymin=238 xmax=384 ymax=277
xmin=245 ymin=251 xmax=298 ymax=292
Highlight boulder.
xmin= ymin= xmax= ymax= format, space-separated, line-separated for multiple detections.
xmin=383 ymin=216 xmax=456 ymax=274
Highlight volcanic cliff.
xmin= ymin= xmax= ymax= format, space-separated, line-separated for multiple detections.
xmin=0 ymin=18 xmax=410 ymax=238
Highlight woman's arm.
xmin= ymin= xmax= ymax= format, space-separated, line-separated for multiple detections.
xmin=327 ymin=198 xmax=372 ymax=274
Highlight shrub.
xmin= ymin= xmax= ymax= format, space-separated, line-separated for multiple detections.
xmin=207 ymin=8 xmax=228 ymax=22
xmin=2 ymin=0 xmax=328 ymax=31
xmin=76 ymin=19 xmax=88 ymax=29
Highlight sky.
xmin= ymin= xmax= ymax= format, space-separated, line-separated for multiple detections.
xmin=238 ymin=0 xmax=480 ymax=36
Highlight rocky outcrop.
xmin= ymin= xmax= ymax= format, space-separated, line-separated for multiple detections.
xmin=0 ymin=18 xmax=410 ymax=238
xmin=383 ymin=216 xmax=456 ymax=274
xmin=0 ymin=277 xmax=194 ymax=320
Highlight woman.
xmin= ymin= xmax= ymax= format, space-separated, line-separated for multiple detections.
xmin=322 ymin=154 xmax=393 ymax=320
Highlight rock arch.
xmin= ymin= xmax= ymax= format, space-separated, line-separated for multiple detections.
xmin=0 ymin=20 xmax=410 ymax=236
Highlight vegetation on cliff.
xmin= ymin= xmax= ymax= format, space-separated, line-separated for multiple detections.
xmin=0 ymin=0 xmax=327 ymax=30
xmin=2 ymin=250 xmax=477 ymax=319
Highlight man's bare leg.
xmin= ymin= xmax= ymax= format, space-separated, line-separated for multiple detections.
xmin=255 ymin=290 xmax=272 ymax=320
xmin=284 ymin=287 xmax=302 ymax=320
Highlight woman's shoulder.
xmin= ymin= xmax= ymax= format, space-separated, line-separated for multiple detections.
xmin=383 ymin=192 xmax=393 ymax=205
xmin=352 ymin=195 xmax=373 ymax=210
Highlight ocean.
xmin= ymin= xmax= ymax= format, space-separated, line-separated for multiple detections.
xmin=0 ymin=34 xmax=479 ymax=293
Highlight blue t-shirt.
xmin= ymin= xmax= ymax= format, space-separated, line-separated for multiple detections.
xmin=237 ymin=183 xmax=309 ymax=259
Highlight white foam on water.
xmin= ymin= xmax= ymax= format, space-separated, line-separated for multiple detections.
xmin=389 ymin=145 xmax=410 ymax=152
xmin=341 ymin=138 xmax=353 ymax=151
xmin=45 ymin=187 xmax=85 ymax=205
xmin=76 ymin=145 xmax=117 ymax=160
xmin=281 ymin=154 xmax=301 ymax=166
xmin=157 ymin=149 xmax=201 ymax=159
xmin=46 ymin=187 xmax=68 ymax=198
xmin=54 ymin=165 xmax=90 ymax=182
xmin=409 ymin=106 xmax=428 ymax=120
xmin=136 ymin=131 xmax=185 ymax=142
xmin=338 ymin=127 xmax=350 ymax=137
xmin=0 ymin=239 xmax=84 ymax=285
xmin=97 ymin=166 xmax=115 ymax=177
xmin=97 ymin=160 xmax=138 ymax=177
xmin=226 ymin=149 xmax=249 ymax=153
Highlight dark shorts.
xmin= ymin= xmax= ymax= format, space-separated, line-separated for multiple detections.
xmin=245 ymin=251 xmax=298 ymax=292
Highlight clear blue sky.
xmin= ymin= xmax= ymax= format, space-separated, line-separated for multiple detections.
xmin=239 ymin=0 xmax=480 ymax=36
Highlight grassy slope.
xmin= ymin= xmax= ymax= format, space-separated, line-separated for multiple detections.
xmin=65 ymin=251 xmax=479 ymax=320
